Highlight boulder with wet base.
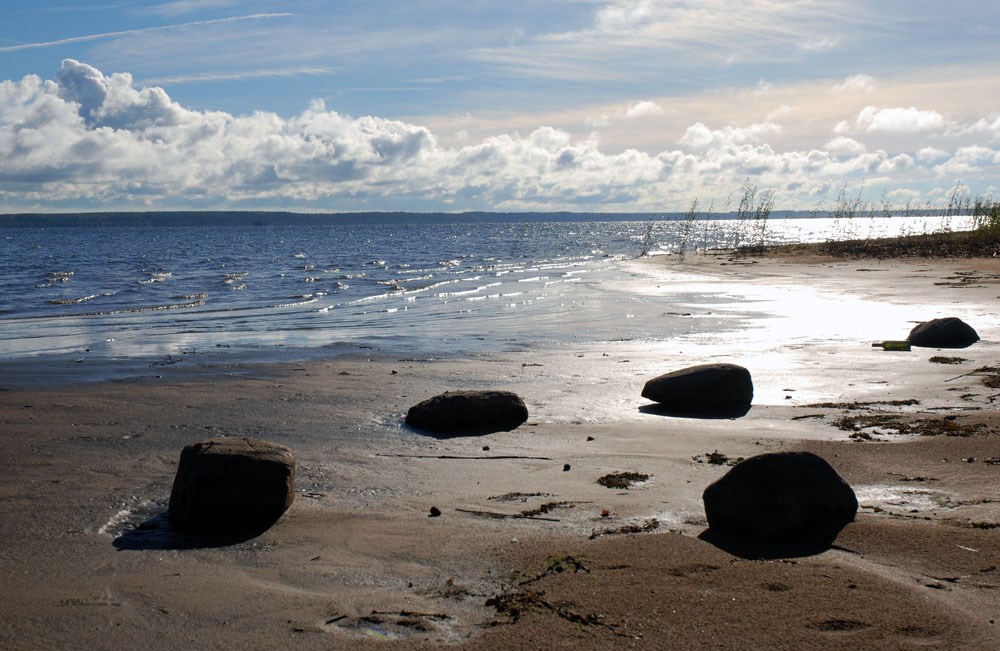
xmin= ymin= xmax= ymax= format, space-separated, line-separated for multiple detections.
xmin=907 ymin=317 xmax=979 ymax=349
xmin=405 ymin=390 xmax=528 ymax=436
xmin=702 ymin=451 xmax=858 ymax=543
xmin=642 ymin=363 xmax=753 ymax=417
xmin=168 ymin=437 xmax=296 ymax=534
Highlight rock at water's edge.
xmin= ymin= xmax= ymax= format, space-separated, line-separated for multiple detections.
xmin=907 ymin=317 xmax=979 ymax=349
xmin=168 ymin=437 xmax=295 ymax=533
xmin=642 ymin=363 xmax=753 ymax=417
xmin=702 ymin=451 xmax=857 ymax=543
xmin=405 ymin=390 xmax=528 ymax=435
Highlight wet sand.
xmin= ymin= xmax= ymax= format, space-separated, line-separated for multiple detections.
xmin=1 ymin=252 xmax=998 ymax=649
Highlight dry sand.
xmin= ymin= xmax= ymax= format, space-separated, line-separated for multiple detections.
xmin=1 ymin=252 xmax=998 ymax=650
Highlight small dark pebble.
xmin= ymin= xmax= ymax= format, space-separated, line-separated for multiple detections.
xmin=482 ymin=445 xmax=490 ymax=451
xmin=563 ymin=464 xmax=571 ymax=472
xmin=586 ymin=436 xmax=594 ymax=441
xmin=429 ymin=507 xmax=441 ymax=517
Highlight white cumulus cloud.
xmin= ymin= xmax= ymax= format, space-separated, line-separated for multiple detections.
xmin=588 ymin=100 xmax=664 ymax=126
xmin=678 ymin=121 xmax=782 ymax=150
xmin=831 ymin=74 xmax=876 ymax=94
xmin=856 ymin=106 xmax=946 ymax=133
xmin=2 ymin=61 xmax=1000 ymax=212
xmin=824 ymin=137 xmax=865 ymax=155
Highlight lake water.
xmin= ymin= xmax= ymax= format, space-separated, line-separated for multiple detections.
xmin=0 ymin=215 xmax=972 ymax=362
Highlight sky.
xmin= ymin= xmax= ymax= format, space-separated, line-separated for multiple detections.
xmin=1 ymin=0 xmax=999 ymax=213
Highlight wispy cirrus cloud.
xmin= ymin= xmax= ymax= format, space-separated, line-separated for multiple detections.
xmin=474 ymin=0 xmax=865 ymax=81
xmin=144 ymin=66 xmax=335 ymax=86
xmin=0 ymin=13 xmax=292 ymax=53
xmin=149 ymin=1 xmax=244 ymax=18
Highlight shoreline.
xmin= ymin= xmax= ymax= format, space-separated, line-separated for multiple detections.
xmin=1 ymin=252 xmax=998 ymax=649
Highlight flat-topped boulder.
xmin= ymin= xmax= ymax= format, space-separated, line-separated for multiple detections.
xmin=907 ymin=317 xmax=979 ymax=349
xmin=641 ymin=363 xmax=753 ymax=417
xmin=702 ymin=451 xmax=857 ymax=543
xmin=168 ymin=438 xmax=295 ymax=534
xmin=405 ymin=390 xmax=528 ymax=436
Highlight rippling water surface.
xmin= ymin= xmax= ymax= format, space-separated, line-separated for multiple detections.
xmin=0 ymin=215 xmax=971 ymax=360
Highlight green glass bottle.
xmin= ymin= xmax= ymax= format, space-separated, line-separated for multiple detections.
xmin=871 ymin=340 xmax=911 ymax=351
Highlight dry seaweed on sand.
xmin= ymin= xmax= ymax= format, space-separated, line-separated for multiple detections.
xmin=455 ymin=501 xmax=577 ymax=521
xmin=693 ymin=450 xmax=744 ymax=466
xmin=488 ymin=492 xmax=550 ymax=502
xmin=806 ymin=399 xmax=919 ymax=409
xmin=485 ymin=589 xmax=626 ymax=636
xmin=518 ymin=555 xmax=591 ymax=586
xmin=834 ymin=413 xmax=988 ymax=438
xmin=595 ymin=472 xmax=649 ymax=489
xmin=589 ymin=518 xmax=661 ymax=540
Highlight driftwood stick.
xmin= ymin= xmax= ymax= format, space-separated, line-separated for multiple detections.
xmin=370 ymin=610 xmax=451 ymax=620
xmin=377 ymin=453 xmax=553 ymax=460
xmin=455 ymin=508 xmax=560 ymax=522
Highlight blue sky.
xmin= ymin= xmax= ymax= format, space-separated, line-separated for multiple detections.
xmin=2 ymin=1 xmax=999 ymax=213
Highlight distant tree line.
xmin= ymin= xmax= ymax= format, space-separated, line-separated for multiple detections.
xmin=0 ymin=209 xmax=921 ymax=228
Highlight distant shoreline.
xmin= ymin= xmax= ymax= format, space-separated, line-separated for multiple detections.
xmin=0 ymin=209 xmax=945 ymax=228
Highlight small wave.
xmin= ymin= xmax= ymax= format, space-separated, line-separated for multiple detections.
xmin=272 ymin=298 xmax=318 ymax=308
xmin=48 ymin=293 xmax=102 ymax=305
xmin=222 ymin=272 xmax=249 ymax=284
xmin=59 ymin=299 xmax=208 ymax=317
xmin=175 ymin=293 xmax=208 ymax=300
xmin=36 ymin=271 xmax=75 ymax=288
xmin=518 ymin=276 xmax=548 ymax=283
xmin=302 ymin=263 xmax=316 ymax=271
xmin=438 ymin=287 xmax=483 ymax=298
xmin=292 ymin=252 xmax=307 ymax=259
xmin=348 ymin=291 xmax=406 ymax=305
xmin=138 ymin=271 xmax=172 ymax=284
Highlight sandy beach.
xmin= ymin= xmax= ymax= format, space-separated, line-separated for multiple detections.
xmin=2 ymin=251 xmax=998 ymax=650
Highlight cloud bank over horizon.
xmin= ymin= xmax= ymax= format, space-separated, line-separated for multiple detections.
xmin=2 ymin=59 xmax=997 ymax=213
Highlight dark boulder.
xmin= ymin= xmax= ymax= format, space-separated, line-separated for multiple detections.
xmin=405 ymin=390 xmax=528 ymax=436
xmin=702 ymin=451 xmax=857 ymax=543
xmin=641 ymin=363 xmax=753 ymax=417
xmin=907 ymin=317 xmax=979 ymax=349
xmin=168 ymin=438 xmax=295 ymax=534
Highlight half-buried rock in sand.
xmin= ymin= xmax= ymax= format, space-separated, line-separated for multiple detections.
xmin=169 ymin=437 xmax=296 ymax=534
xmin=907 ymin=317 xmax=980 ymax=349
xmin=405 ymin=390 xmax=528 ymax=436
xmin=641 ymin=363 xmax=753 ymax=418
xmin=702 ymin=451 xmax=857 ymax=543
